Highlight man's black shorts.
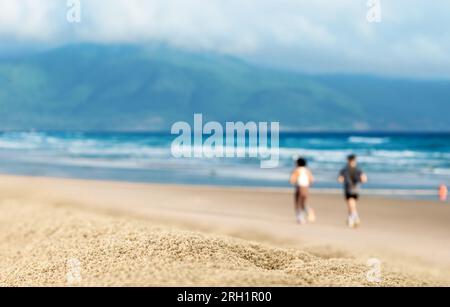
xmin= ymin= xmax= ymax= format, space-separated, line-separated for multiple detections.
xmin=345 ymin=193 xmax=359 ymax=200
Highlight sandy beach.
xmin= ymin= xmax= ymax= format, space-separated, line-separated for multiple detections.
xmin=0 ymin=174 xmax=449 ymax=286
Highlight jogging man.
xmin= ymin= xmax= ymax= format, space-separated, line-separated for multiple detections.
xmin=338 ymin=154 xmax=368 ymax=228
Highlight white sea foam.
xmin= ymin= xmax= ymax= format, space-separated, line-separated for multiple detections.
xmin=348 ymin=136 xmax=389 ymax=144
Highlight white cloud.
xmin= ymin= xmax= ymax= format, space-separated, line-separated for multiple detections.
xmin=0 ymin=0 xmax=449 ymax=78
xmin=0 ymin=0 xmax=60 ymax=40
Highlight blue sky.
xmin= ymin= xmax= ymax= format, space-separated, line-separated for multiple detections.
xmin=1 ymin=0 xmax=449 ymax=78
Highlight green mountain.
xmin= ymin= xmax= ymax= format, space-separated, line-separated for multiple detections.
xmin=0 ymin=44 xmax=449 ymax=131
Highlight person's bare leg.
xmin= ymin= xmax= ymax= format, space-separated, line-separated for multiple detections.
xmin=347 ymin=198 xmax=360 ymax=227
xmin=303 ymin=192 xmax=316 ymax=222
xmin=294 ymin=189 xmax=301 ymax=216
xmin=347 ymin=198 xmax=357 ymax=216
xmin=299 ymin=195 xmax=306 ymax=211
xmin=302 ymin=195 xmax=314 ymax=222
xmin=295 ymin=189 xmax=306 ymax=223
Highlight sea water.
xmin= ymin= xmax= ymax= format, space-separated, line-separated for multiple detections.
xmin=0 ymin=131 xmax=448 ymax=199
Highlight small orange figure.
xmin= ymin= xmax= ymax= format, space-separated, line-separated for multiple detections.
xmin=439 ymin=184 xmax=448 ymax=202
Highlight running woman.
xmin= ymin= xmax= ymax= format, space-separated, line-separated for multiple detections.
xmin=290 ymin=158 xmax=316 ymax=224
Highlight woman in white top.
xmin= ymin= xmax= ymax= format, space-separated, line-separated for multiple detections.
xmin=290 ymin=158 xmax=316 ymax=224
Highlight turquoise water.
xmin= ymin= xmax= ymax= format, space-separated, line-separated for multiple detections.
xmin=0 ymin=131 xmax=448 ymax=199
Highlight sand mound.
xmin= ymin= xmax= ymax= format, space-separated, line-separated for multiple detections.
xmin=0 ymin=199 xmax=436 ymax=286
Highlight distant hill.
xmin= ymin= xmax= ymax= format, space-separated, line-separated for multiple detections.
xmin=0 ymin=44 xmax=449 ymax=131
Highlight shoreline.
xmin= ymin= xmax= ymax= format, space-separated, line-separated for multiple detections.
xmin=0 ymin=171 xmax=442 ymax=201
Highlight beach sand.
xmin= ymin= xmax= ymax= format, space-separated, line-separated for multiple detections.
xmin=0 ymin=174 xmax=449 ymax=286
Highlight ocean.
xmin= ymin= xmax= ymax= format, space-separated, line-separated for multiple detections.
xmin=0 ymin=131 xmax=448 ymax=200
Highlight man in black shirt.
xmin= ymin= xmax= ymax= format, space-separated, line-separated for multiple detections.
xmin=338 ymin=154 xmax=368 ymax=228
